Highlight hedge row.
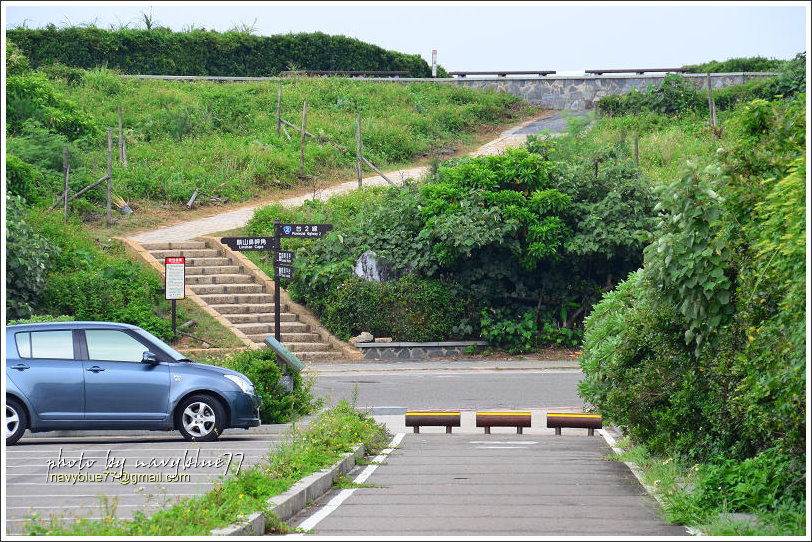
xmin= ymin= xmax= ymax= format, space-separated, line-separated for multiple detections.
xmin=7 ymin=27 xmax=431 ymax=77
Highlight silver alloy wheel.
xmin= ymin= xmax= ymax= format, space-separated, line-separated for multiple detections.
xmin=181 ymin=401 xmax=216 ymax=438
xmin=6 ymin=404 xmax=20 ymax=439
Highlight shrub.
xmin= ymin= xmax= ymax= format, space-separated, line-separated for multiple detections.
xmin=319 ymin=275 xmax=468 ymax=341
xmin=215 ymin=348 xmax=321 ymax=424
xmin=579 ymin=95 xmax=806 ymax=474
xmin=5 ymin=194 xmax=61 ymax=320
xmin=5 ymin=153 xmax=51 ymax=203
xmin=6 ymin=71 xmax=99 ymax=140
xmin=42 ymin=261 xmax=172 ymax=340
xmin=8 ymin=27 xmax=431 ymax=77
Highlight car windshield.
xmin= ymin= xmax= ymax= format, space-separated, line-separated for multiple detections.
xmin=138 ymin=328 xmax=191 ymax=361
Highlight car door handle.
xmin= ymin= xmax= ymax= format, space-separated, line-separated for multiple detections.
xmin=11 ymin=364 xmax=30 ymax=371
xmin=86 ymin=366 xmax=105 ymax=373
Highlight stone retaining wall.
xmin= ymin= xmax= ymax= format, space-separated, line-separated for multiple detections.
xmin=431 ymin=72 xmax=776 ymax=110
xmin=355 ymin=341 xmax=488 ymax=360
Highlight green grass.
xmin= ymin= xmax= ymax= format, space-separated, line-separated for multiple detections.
xmin=607 ymin=441 xmax=806 ymax=535
xmin=23 ymin=400 xmax=390 ymax=536
xmin=41 ymin=72 xmax=533 ymax=208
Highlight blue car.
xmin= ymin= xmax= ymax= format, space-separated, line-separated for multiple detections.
xmin=5 ymin=322 xmax=261 ymax=444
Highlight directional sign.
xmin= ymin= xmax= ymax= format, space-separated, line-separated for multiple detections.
xmin=220 ymin=237 xmax=277 ymax=251
xmin=276 ymin=265 xmax=293 ymax=279
xmin=264 ymin=336 xmax=306 ymax=373
xmin=165 ymin=257 xmax=186 ymax=300
xmin=275 ymin=250 xmax=295 ymax=265
xmin=278 ymin=223 xmax=333 ymax=238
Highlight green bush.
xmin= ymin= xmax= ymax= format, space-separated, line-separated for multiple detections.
xmin=6 ymin=71 xmax=99 ymax=140
xmin=5 ymin=153 xmax=51 ymax=203
xmin=43 ymin=261 xmax=172 ymax=340
xmin=8 ymin=27 xmax=431 ymax=77
xmin=579 ymin=94 xmax=805 ymax=502
xmin=5 ymin=194 xmax=61 ymax=320
xmin=252 ymin=139 xmax=655 ymax=346
xmin=598 ymin=54 xmax=805 ymax=118
xmin=691 ymin=446 xmax=805 ymax=514
xmin=319 ymin=275 xmax=468 ymax=341
xmin=479 ymin=308 xmax=537 ymax=354
xmin=684 ymin=56 xmax=787 ymax=74
xmin=214 ymin=348 xmax=321 ymax=424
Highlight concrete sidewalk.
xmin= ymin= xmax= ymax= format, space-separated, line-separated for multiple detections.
xmin=288 ymin=431 xmax=688 ymax=537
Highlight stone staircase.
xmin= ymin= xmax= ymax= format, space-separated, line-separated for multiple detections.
xmin=138 ymin=239 xmax=343 ymax=361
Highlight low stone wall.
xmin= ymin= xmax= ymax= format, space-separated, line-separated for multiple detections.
xmin=433 ymin=72 xmax=776 ymax=111
xmin=355 ymin=341 xmax=488 ymax=360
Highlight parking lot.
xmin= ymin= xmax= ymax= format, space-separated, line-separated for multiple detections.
xmin=4 ymin=429 xmax=281 ymax=535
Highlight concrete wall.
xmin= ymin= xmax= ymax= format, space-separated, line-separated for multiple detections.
xmin=422 ymin=72 xmax=776 ymax=111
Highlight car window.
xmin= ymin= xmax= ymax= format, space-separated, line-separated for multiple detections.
xmin=16 ymin=331 xmax=75 ymax=359
xmin=85 ymin=329 xmax=151 ymax=362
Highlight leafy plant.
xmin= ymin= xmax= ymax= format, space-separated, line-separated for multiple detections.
xmin=213 ymin=348 xmax=321 ymax=424
xmin=5 ymin=195 xmax=61 ymax=320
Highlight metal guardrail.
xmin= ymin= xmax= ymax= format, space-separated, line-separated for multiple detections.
xmin=585 ymin=68 xmax=694 ymax=75
xmin=448 ymin=70 xmax=556 ymax=77
xmin=280 ymin=70 xmax=410 ymax=77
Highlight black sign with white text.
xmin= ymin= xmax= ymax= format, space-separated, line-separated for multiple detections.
xmin=220 ymin=237 xmax=277 ymax=251
xmin=275 ymin=251 xmax=295 ymax=265
xmin=277 ymin=223 xmax=333 ymax=238
xmin=276 ymin=265 xmax=293 ymax=279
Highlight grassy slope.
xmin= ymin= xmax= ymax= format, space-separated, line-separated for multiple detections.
xmin=51 ymin=70 xmax=534 ymax=215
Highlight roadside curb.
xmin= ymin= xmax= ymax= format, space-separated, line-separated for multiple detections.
xmin=209 ymin=444 xmax=365 ymax=536
xmin=599 ymin=427 xmax=696 ymax=536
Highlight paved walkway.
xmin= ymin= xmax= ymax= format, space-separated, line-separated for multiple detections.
xmin=287 ymin=431 xmax=687 ymax=537
xmin=127 ymin=113 xmax=573 ymax=244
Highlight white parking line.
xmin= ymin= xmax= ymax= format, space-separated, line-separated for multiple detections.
xmin=287 ymin=433 xmax=405 ymax=535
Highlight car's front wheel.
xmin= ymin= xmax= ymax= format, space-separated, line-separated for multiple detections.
xmin=176 ymin=394 xmax=225 ymax=442
xmin=6 ymin=398 xmax=28 ymax=445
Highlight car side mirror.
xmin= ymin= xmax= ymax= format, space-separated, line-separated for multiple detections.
xmin=142 ymin=352 xmax=159 ymax=364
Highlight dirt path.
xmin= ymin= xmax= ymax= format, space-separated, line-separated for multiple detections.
xmin=127 ymin=112 xmax=569 ymax=244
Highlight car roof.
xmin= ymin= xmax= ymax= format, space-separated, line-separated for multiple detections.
xmin=6 ymin=321 xmax=142 ymax=331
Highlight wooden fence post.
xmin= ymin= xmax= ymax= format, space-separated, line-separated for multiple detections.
xmin=107 ymin=127 xmax=113 ymax=227
xmin=356 ymin=113 xmax=363 ymax=187
xmin=299 ymin=101 xmax=307 ymax=177
xmin=62 ymin=146 xmax=69 ymax=223
xmin=276 ymin=82 xmax=282 ymax=136
xmin=118 ymin=104 xmax=126 ymax=165
xmin=706 ymin=72 xmax=717 ymax=128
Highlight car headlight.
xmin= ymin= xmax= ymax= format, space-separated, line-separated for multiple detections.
xmin=224 ymin=374 xmax=254 ymax=394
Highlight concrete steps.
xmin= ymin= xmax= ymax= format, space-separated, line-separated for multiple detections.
xmin=139 ymin=240 xmax=342 ymax=360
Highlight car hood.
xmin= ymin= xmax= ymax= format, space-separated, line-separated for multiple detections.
xmin=181 ymin=361 xmax=247 ymax=379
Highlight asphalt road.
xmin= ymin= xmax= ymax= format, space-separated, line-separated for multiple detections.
xmin=312 ymin=368 xmax=586 ymax=413
xmin=4 ymin=431 xmax=280 ymax=535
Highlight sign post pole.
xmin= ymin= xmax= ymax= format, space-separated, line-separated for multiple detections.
xmin=274 ymin=219 xmax=282 ymax=342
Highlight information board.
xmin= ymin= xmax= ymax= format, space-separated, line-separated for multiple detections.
xmin=165 ymin=257 xmax=186 ymax=300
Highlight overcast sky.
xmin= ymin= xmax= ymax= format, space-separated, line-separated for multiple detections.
xmin=3 ymin=2 xmax=809 ymax=74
